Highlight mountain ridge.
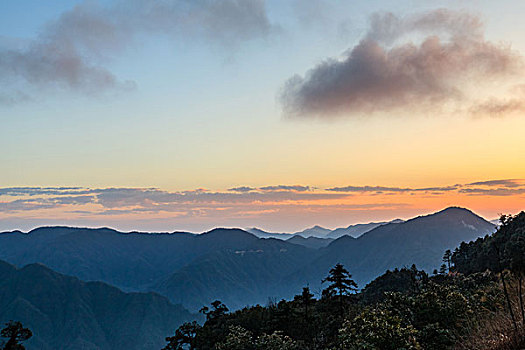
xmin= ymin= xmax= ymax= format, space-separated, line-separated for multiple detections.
xmin=0 ymin=259 xmax=195 ymax=350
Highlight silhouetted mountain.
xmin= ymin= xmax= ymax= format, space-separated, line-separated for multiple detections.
xmin=155 ymin=237 xmax=318 ymax=310
xmin=0 ymin=260 xmax=194 ymax=350
xmin=293 ymin=225 xmax=331 ymax=238
xmin=286 ymin=235 xmax=334 ymax=249
xmin=246 ymin=227 xmax=293 ymax=239
xmin=287 ymin=207 xmax=496 ymax=292
xmin=0 ymin=207 xmax=495 ymax=313
xmin=326 ymin=219 xmax=404 ymax=239
xmin=0 ymin=227 xmax=259 ymax=295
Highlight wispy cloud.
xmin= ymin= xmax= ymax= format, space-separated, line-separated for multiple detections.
xmin=326 ymin=185 xmax=458 ymax=193
xmin=1 ymin=180 xmax=523 ymax=217
xmin=0 ymin=0 xmax=274 ymax=102
xmin=458 ymin=188 xmax=525 ymax=196
xmin=228 ymin=186 xmax=256 ymax=193
xmin=466 ymin=179 xmax=523 ymax=187
xmin=280 ymin=9 xmax=523 ymax=119
xmin=259 ymin=185 xmax=312 ymax=192
xmin=326 ymin=180 xmax=525 ymax=197
xmin=1 ymin=180 xmax=523 ymax=232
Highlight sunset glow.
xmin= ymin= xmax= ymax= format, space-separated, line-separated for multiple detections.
xmin=1 ymin=0 xmax=524 ymax=232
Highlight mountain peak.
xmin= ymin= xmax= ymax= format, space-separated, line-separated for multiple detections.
xmin=438 ymin=206 xmax=473 ymax=214
xmin=201 ymin=228 xmax=257 ymax=240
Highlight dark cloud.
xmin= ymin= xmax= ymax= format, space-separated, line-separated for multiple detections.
xmin=0 ymin=195 xmax=96 ymax=212
xmin=280 ymin=9 xmax=522 ymax=118
xmin=259 ymin=185 xmax=312 ymax=192
xmin=459 ymin=188 xmax=525 ymax=196
xmin=0 ymin=187 xmax=91 ymax=196
xmin=0 ymin=199 xmax=58 ymax=212
xmin=0 ymin=0 xmax=273 ymax=102
xmin=470 ymin=98 xmax=525 ymax=117
xmin=326 ymin=185 xmax=457 ymax=193
xmin=228 ymin=186 xmax=256 ymax=193
xmin=467 ymin=179 xmax=522 ymax=187
xmin=94 ymin=187 xmax=338 ymax=209
xmin=1 ymin=180 xmax=523 ymax=216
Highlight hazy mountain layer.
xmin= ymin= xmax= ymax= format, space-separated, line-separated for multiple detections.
xmin=286 ymin=207 xmax=496 ymax=293
xmin=0 ymin=207 xmax=495 ymax=311
xmin=0 ymin=260 xmax=194 ymax=350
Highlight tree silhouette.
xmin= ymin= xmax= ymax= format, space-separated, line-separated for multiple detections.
xmin=163 ymin=321 xmax=200 ymax=350
xmin=442 ymin=250 xmax=452 ymax=272
xmin=0 ymin=321 xmax=32 ymax=350
xmin=294 ymin=286 xmax=315 ymax=322
xmin=322 ymin=263 xmax=358 ymax=318
xmin=199 ymin=300 xmax=229 ymax=322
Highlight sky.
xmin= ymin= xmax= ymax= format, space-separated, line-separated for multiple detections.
xmin=1 ymin=0 xmax=524 ymax=232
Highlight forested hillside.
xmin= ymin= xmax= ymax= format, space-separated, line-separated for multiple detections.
xmin=0 ymin=261 xmax=194 ymax=350
xmin=0 ymin=208 xmax=494 ymax=312
xmin=164 ymin=211 xmax=525 ymax=350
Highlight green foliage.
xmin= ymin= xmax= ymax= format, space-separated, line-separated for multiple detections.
xmin=216 ymin=326 xmax=299 ymax=350
xmin=321 ymin=263 xmax=358 ymax=298
xmin=216 ymin=326 xmax=253 ymax=350
xmin=254 ymin=331 xmax=299 ymax=350
xmin=361 ymin=265 xmax=428 ymax=304
xmin=338 ymin=308 xmax=420 ymax=350
xmin=163 ymin=321 xmax=200 ymax=350
xmin=452 ymin=212 xmax=525 ymax=275
xmin=166 ymin=213 xmax=525 ymax=350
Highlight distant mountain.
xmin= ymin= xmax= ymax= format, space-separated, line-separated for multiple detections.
xmin=246 ymin=227 xmax=293 ymax=240
xmin=0 ymin=207 xmax=496 ymax=313
xmin=293 ymin=225 xmax=332 ymax=238
xmin=326 ymin=219 xmax=404 ymax=239
xmin=288 ymin=207 xmax=496 ymax=293
xmin=0 ymin=227 xmax=260 ymax=295
xmin=490 ymin=218 xmax=501 ymax=226
xmin=154 ymin=237 xmax=317 ymax=310
xmin=0 ymin=260 xmax=194 ymax=350
xmin=250 ymin=220 xmax=405 ymax=241
xmin=0 ymin=227 xmax=317 ymax=311
xmin=286 ymin=235 xmax=334 ymax=249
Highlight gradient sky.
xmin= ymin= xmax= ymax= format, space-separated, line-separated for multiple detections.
xmin=1 ymin=0 xmax=524 ymax=232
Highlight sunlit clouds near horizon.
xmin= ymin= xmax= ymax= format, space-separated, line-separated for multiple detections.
xmin=1 ymin=179 xmax=524 ymax=232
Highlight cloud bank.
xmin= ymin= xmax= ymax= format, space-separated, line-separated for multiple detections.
xmin=1 ymin=179 xmax=523 ymax=232
xmin=1 ymin=179 xmax=523 ymax=216
xmin=280 ymin=9 xmax=524 ymax=118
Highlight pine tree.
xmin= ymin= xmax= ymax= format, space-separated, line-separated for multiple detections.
xmin=294 ymin=286 xmax=315 ymax=322
xmin=442 ymin=250 xmax=452 ymax=272
xmin=322 ymin=263 xmax=358 ymax=318
xmin=1 ymin=321 xmax=32 ymax=350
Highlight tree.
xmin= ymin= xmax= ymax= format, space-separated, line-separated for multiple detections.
xmin=442 ymin=250 xmax=452 ymax=272
xmin=254 ymin=331 xmax=298 ymax=350
xmin=199 ymin=300 xmax=229 ymax=322
xmin=439 ymin=264 xmax=447 ymax=275
xmin=163 ymin=321 xmax=200 ymax=350
xmin=322 ymin=264 xmax=358 ymax=318
xmin=216 ymin=326 xmax=254 ymax=350
xmin=0 ymin=321 xmax=32 ymax=350
xmin=294 ymin=286 xmax=315 ymax=321
xmin=338 ymin=308 xmax=420 ymax=350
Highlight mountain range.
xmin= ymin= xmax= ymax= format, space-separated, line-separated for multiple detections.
xmin=247 ymin=219 xmax=403 ymax=240
xmin=0 ymin=260 xmax=194 ymax=350
xmin=0 ymin=207 xmax=495 ymax=313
